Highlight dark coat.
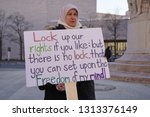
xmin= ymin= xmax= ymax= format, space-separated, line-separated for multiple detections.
xmin=39 ymin=24 xmax=95 ymax=100
xmin=105 ymin=47 xmax=112 ymax=61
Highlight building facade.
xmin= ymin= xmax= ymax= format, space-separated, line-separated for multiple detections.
xmin=0 ymin=0 xmax=96 ymax=29
xmin=0 ymin=0 xmax=96 ymax=60
xmin=0 ymin=0 xmax=127 ymax=60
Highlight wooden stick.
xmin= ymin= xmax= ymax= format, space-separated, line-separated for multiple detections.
xmin=65 ymin=82 xmax=78 ymax=100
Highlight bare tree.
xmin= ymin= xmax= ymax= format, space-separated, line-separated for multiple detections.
xmin=7 ymin=12 xmax=33 ymax=61
xmin=80 ymin=12 xmax=98 ymax=28
xmin=81 ymin=18 xmax=95 ymax=28
xmin=0 ymin=10 xmax=8 ymax=60
xmin=102 ymin=14 xmax=122 ymax=58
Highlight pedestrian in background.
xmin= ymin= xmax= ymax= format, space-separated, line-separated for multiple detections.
xmin=105 ymin=46 xmax=112 ymax=62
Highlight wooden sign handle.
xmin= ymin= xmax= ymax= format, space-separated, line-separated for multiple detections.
xmin=65 ymin=82 xmax=78 ymax=100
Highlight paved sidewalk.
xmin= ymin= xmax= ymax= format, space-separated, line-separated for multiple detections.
xmin=0 ymin=68 xmax=150 ymax=100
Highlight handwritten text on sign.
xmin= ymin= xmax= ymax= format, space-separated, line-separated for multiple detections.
xmin=24 ymin=28 xmax=110 ymax=87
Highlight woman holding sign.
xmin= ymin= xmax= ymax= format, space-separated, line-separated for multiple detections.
xmin=39 ymin=4 xmax=95 ymax=100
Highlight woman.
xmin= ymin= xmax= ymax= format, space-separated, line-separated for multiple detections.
xmin=39 ymin=4 xmax=95 ymax=100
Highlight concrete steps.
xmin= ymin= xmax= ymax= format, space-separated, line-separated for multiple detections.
xmin=109 ymin=62 xmax=150 ymax=84
xmin=110 ymin=71 xmax=150 ymax=84
xmin=109 ymin=62 xmax=150 ymax=74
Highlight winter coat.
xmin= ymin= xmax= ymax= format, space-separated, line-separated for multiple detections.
xmin=39 ymin=24 xmax=96 ymax=100
xmin=105 ymin=47 xmax=112 ymax=61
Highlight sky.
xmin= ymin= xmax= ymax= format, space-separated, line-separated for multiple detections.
xmin=96 ymin=0 xmax=128 ymax=15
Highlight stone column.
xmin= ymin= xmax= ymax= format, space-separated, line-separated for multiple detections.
xmin=110 ymin=0 xmax=150 ymax=83
xmin=118 ymin=0 xmax=150 ymax=63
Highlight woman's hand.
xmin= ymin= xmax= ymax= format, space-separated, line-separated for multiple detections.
xmin=56 ymin=83 xmax=65 ymax=91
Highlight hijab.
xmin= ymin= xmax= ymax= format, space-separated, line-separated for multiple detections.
xmin=57 ymin=4 xmax=82 ymax=29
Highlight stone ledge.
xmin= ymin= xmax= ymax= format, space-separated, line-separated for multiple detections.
xmin=110 ymin=71 xmax=150 ymax=84
xmin=116 ymin=53 xmax=150 ymax=64
xmin=109 ymin=62 xmax=150 ymax=74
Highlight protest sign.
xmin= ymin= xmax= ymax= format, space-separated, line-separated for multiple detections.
xmin=24 ymin=28 xmax=110 ymax=87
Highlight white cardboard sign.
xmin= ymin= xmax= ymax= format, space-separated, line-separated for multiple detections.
xmin=24 ymin=28 xmax=110 ymax=87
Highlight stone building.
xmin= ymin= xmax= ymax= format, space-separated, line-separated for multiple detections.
xmin=0 ymin=0 xmax=96 ymax=29
xmin=0 ymin=0 xmax=96 ymax=60
xmin=0 ymin=0 xmax=127 ymax=60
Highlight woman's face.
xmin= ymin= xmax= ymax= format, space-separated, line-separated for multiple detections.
xmin=65 ymin=8 xmax=78 ymax=27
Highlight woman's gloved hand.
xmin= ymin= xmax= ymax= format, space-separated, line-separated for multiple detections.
xmin=56 ymin=83 xmax=65 ymax=91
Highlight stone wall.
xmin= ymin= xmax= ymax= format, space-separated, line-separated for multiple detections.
xmin=0 ymin=0 xmax=96 ymax=60
xmin=0 ymin=0 xmax=96 ymax=29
